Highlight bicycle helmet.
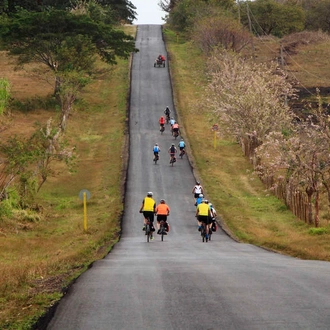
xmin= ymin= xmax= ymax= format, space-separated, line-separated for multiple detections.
xmin=172 ymin=143 xmax=175 ymax=146
xmin=209 ymin=203 xmax=213 ymax=207
xmin=155 ymin=143 xmax=158 ymax=146
xmin=204 ymin=200 xmax=209 ymax=204
xmin=199 ymin=194 xmax=203 ymax=198
xmin=196 ymin=181 xmax=200 ymax=185
xmin=160 ymin=199 xmax=165 ymax=203
xmin=147 ymin=192 xmax=153 ymax=197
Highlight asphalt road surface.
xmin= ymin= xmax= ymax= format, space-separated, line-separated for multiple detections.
xmin=47 ymin=25 xmax=330 ymax=330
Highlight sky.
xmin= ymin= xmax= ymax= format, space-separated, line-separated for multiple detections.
xmin=131 ymin=0 xmax=165 ymax=25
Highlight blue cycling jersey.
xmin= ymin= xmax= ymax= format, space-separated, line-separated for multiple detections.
xmin=153 ymin=146 xmax=160 ymax=152
xmin=196 ymin=197 xmax=203 ymax=205
xmin=179 ymin=141 xmax=185 ymax=148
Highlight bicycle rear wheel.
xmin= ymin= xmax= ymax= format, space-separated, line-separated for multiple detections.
xmin=160 ymin=223 xmax=165 ymax=241
xmin=146 ymin=224 xmax=150 ymax=242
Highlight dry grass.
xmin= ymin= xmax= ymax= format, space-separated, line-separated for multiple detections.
xmin=0 ymin=26 xmax=133 ymax=327
xmin=164 ymin=27 xmax=330 ymax=261
xmin=246 ymin=32 xmax=330 ymax=100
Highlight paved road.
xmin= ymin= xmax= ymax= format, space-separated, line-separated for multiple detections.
xmin=47 ymin=25 xmax=330 ymax=330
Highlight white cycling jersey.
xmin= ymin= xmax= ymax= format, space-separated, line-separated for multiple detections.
xmin=193 ymin=185 xmax=203 ymax=194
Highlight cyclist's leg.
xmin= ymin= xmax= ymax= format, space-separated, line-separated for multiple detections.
xmin=197 ymin=215 xmax=202 ymax=231
xmin=156 ymin=215 xmax=161 ymax=233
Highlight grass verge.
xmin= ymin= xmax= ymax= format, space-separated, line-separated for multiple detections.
xmin=164 ymin=27 xmax=330 ymax=261
xmin=0 ymin=25 xmax=135 ymax=328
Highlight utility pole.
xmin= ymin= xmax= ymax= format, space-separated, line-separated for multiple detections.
xmin=246 ymin=2 xmax=255 ymax=60
xmin=237 ymin=0 xmax=241 ymax=24
xmin=280 ymin=42 xmax=288 ymax=106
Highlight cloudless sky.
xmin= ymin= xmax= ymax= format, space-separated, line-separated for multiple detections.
xmin=131 ymin=0 xmax=165 ymax=25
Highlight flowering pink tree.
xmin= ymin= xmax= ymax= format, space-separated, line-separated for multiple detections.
xmin=256 ymin=92 xmax=330 ymax=227
xmin=205 ymin=50 xmax=295 ymax=158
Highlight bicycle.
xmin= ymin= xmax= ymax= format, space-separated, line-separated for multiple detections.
xmin=179 ymin=148 xmax=185 ymax=159
xmin=153 ymin=153 xmax=159 ymax=164
xmin=201 ymin=222 xmax=209 ymax=242
xmin=145 ymin=218 xmax=154 ymax=242
xmin=160 ymin=125 xmax=165 ymax=134
xmin=169 ymin=154 xmax=176 ymax=166
xmin=159 ymin=220 xmax=168 ymax=241
xmin=208 ymin=226 xmax=212 ymax=241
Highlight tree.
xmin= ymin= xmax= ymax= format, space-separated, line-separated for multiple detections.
xmin=0 ymin=8 xmax=137 ymax=129
xmin=0 ymin=119 xmax=75 ymax=205
xmin=166 ymin=0 xmax=236 ymax=32
xmin=158 ymin=0 xmax=178 ymax=13
xmin=205 ymin=49 xmax=295 ymax=157
xmin=240 ymin=0 xmax=305 ymax=37
xmin=1 ymin=0 xmax=137 ymax=23
xmin=255 ymin=91 xmax=330 ymax=227
xmin=305 ymin=0 xmax=330 ymax=32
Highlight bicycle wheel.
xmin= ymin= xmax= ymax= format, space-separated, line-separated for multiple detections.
xmin=160 ymin=222 xmax=165 ymax=241
xmin=146 ymin=224 xmax=150 ymax=242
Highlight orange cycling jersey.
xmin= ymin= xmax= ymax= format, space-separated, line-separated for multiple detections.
xmin=172 ymin=123 xmax=179 ymax=129
xmin=159 ymin=117 xmax=165 ymax=124
xmin=156 ymin=204 xmax=170 ymax=215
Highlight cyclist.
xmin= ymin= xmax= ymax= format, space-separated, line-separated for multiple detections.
xmin=196 ymin=200 xmax=212 ymax=239
xmin=159 ymin=116 xmax=165 ymax=131
xmin=164 ymin=106 xmax=171 ymax=119
xmin=158 ymin=54 xmax=165 ymax=62
xmin=192 ymin=181 xmax=204 ymax=202
xmin=153 ymin=143 xmax=160 ymax=161
xmin=209 ymin=203 xmax=217 ymax=219
xmin=209 ymin=202 xmax=218 ymax=232
xmin=178 ymin=138 xmax=185 ymax=155
xmin=169 ymin=117 xmax=175 ymax=132
xmin=204 ymin=200 xmax=214 ymax=234
xmin=172 ymin=122 xmax=180 ymax=137
xmin=155 ymin=199 xmax=170 ymax=234
xmin=195 ymin=193 xmax=203 ymax=207
xmin=168 ymin=143 xmax=177 ymax=163
xmin=139 ymin=192 xmax=156 ymax=239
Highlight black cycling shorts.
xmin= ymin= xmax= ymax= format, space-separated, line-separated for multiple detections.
xmin=157 ymin=215 xmax=167 ymax=222
xmin=198 ymin=215 xmax=210 ymax=225
xmin=143 ymin=211 xmax=154 ymax=222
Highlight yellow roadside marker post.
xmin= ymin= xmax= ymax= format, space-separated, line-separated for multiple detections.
xmin=211 ymin=124 xmax=219 ymax=149
xmin=79 ymin=189 xmax=91 ymax=233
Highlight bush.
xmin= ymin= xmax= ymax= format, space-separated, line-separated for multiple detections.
xmin=0 ymin=199 xmax=13 ymax=219
xmin=192 ymin=14 xmax=252 ymax=53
